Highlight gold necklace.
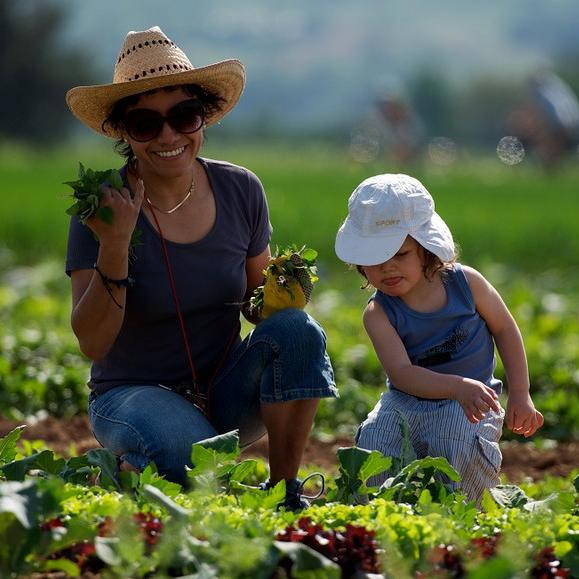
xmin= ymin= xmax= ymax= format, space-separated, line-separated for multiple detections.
xmin=146 ymin=177 xmax=196 ymax=214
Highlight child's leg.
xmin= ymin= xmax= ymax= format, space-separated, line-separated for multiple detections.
xmin=421 ymin=399 xmax=504 ymax=503
xmin=356 ymin=389 xmax=422 ymax=486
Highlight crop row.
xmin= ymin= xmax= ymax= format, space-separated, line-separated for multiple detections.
xmin=0 ymin=427 xmax=577 ymax=578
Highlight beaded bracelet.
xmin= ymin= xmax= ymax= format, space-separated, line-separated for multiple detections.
xmin=93 ymin=263 xmax=134 ymax=309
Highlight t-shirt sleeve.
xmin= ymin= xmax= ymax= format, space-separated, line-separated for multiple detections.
xmin=246 ymin=169 xmax=273 ymax=257
xmin=65 ymin=217 xmax=99 ymax=276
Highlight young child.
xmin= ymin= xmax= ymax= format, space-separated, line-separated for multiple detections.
xmin=335 ymin=174 xmax=543 ymax=502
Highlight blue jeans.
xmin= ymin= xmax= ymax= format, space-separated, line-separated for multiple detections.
xmin=88 ymin=309 xmax=337 ymax=485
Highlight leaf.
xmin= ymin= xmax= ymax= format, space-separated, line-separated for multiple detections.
xmin=0 ymin=426 xmax=26 ymax=466
xmin=488 ymin=484 xmax=530 ymax=508
xmin=359 ymin=451 xmax=392 ymax=482
xmin=228 ymin=459 xmax=257 ymax=483
xmin=142 ymin=484 xmax=190 ymax=519
xmin=467 ymin=555 xmax=516 ymax=579
xmin=193 ymin=430 xmax=241 ymax=456
xmin=274 ymin=541 xmax=341 ymax=578
xmin=107 ymin=169 xmax=124 ymax=189
xmin=0 ymin=481 xmax=37 ymax=528
xmin=189 ymin=430 xmax=241 ymax=479
xmin=397 ymin=410 xmax=417 ymax=469
xmin=395 ymin=456 xmax=461 ymax=484
xmin=87 ymin=448 xmax=120 ymax=490
xmin=94 ymin=536 xmax=122 ymax=566
xmin=336 ymin=446 xmax=373 ymax=479
xmin=481 ymin=488 xmax=500 ymax=514
xmin=65 ymin=203 xmax=81 ymax=216
xmin=1 ymin=450 xmax=63 ymax=481
xmin=524 ymin=491 xmax=575 ymax=513
xmin=63 ymin=179 xmax=83 ymax=190
xmin=234 ymin=479 xmax=286 ymax=510
xmin=40 ymin=558 xmax=81 ymax=576
xmin=300 ymin=248 xmax=318 ymax=262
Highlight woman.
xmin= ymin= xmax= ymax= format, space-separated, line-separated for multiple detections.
xmin=65 ymin=26 xmax=337 ymax=508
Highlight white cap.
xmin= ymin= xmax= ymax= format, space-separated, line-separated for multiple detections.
xmin=335 ymin=174 xmax=455 ymax=266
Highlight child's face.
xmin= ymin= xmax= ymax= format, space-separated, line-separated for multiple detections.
xmin=361 ymin=236 xmax=426 ymax=296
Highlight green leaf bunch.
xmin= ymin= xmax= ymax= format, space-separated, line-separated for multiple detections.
xmin=64 ymin=162 xmax=123 ymax=224
xmin=64 ymin=162 xmax=141 ymax=248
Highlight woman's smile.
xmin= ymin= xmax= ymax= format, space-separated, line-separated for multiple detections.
xmin=154 ymin=145 xmax=187 ymax=159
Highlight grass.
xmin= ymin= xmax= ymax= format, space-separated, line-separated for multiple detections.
xmin=1 ymin=139 xmax=579 ymax=282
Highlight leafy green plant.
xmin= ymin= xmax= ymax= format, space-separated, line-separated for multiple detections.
xmin=64 ymin=162 xmax=141 ymax=248
xmin=326 ymin=446 xmax=392 ymax=504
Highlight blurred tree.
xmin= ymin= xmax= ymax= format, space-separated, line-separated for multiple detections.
xmin=0 ymin=0 xmax=97 ymax=144
xmin=408 ymin=68 xmax=457 ymax=139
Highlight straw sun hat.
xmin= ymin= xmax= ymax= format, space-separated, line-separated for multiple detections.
xmin=66 ymin=26 xmax=245 ymax=137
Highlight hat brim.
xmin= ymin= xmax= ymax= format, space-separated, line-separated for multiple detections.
xmin=335 ymin=219 xmax=408 ymax=266
xmin=335 ymin=211 xmax=455 ymax=266
xmin=66 ymin=59 xmax=245 ymax=137
xmin=410 ymin=212 xmax=456 ymax=262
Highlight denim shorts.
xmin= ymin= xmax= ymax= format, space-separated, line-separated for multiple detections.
xmin=356 ymin=388 xmax=504 ymax=503
xmin=88 ymin=308 xmax=337 ymax=485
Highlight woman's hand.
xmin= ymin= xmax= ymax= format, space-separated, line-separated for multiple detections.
xmin=506 ymin=391 xmax=544 ymax=437
xmin=453 ymin=378 xmax=501 ymax=423
xmin=85 ymin=179 xmax=144 ymax=248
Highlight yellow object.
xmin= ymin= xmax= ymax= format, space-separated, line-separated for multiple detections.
xmin=262 ymin=275 xmax=307 ymax=318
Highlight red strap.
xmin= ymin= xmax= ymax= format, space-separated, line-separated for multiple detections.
xmin=146 ymin=200 xmax=240 ymax=418
xmin=147 ymin=200 xmax=198 ymax=385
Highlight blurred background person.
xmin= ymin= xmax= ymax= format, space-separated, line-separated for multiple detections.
xmin=506 ymin=71 xmax=579 ymax=169
xmin=374 ymin=86 xmax=426 ymax=166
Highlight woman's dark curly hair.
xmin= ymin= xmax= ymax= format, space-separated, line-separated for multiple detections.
xmin=102 ymin=84 xmax=225 ymax=162
xmin=356 ymin=240 xmax=458 ymax=289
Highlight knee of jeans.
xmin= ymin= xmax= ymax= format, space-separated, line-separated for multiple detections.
xmin=257 ymin=308 xmax=327 ymax=355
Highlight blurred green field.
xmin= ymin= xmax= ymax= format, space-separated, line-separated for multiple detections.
xmin=1 ymin=140 xmax=579 ymax=284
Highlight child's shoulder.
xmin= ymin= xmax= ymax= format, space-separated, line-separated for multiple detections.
xmin=455 ymin=264 xmax=498 ymax=306
xmin=456 ymin=264 xmax=488 ymax=286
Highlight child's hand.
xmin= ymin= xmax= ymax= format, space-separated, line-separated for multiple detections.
xmin=454 ymin=378 xmax=501 ymax=423
xmin=506 ymin=391 xmax=544 ymax=437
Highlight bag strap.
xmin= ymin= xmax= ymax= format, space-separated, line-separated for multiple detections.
xmin=147 ymin=200 xmax=239 ymax=417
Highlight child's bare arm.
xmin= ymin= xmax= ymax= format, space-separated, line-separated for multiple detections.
xmin=464 ymin=266 xmax=544 ymax=437
xmin=363 ymin=301 xmax=500 ymax=423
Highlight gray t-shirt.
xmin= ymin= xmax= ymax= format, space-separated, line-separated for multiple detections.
xmin=66 ymin=157 xmax=272 ymax=393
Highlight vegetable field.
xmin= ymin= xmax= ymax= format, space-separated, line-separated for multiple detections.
xmin=0 ymin=142 xmax=578 ymax=577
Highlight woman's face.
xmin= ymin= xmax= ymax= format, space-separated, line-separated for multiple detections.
xmin=122 ymin=87 xmax=204 ymax=179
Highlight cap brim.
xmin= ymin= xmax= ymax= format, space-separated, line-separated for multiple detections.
xmin=335 ymin=211 xmax=455 ymax=266
xmin=66 ymin=59 xmax=245 ymax=137
xmin=335 ymin=218 xmax=408 ymax=266
xmin=410 ymin=212 xmax=455 ymax=262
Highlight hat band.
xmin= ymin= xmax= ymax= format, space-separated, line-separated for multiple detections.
xmin=119 ymin=62 xmax=194 ymax=82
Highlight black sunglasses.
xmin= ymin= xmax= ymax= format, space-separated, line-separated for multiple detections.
xmin=123 ymin=99 xmax=205 ymax=142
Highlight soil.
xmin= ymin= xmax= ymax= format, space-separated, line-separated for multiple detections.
xmin=0 ymin=414 xmax=576 ymax=484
